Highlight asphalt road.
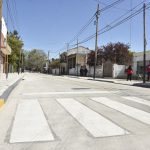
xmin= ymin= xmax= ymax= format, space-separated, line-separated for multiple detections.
xmin=0 ymin=73 xmax=150 ymax=150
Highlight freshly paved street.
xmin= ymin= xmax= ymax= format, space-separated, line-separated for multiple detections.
xmin=0 ymin=73 xmax=150 ymax=150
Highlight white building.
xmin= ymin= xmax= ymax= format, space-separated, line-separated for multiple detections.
xmin=67 ymin=46 xmax=91 ymax=75
xmin=0 ymin=17 xmax=11 ymax=75
xmin=133 ymin=51 xmax=150 ymax=74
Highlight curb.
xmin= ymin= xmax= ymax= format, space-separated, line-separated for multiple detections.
xmin=133 ymin=83 xmax=150 ymax=88
xmin=0 ymin=99 xmax=4 ymax=108
xmin=87 ymin=78 xmax=114 ymax=83
xmin=0 ymin=78 xmax=22 ymax=108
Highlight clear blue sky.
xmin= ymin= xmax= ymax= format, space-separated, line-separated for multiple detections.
xmin=3 ymin=0 xmax=150 ymax=58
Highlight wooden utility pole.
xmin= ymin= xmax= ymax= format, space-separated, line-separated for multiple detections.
xmin=93 ymin=4 xmax=100 ymax=79
xmin=76 ymin=38 xmax=79 ymax=76
xmin=66 ymin=43 xmax=69 ymax=75
xmin=0 ymin=0 xmax=2 ymax=77
xmin=6 ymin=36 xmax=8 ymax=78
xmin=143 ymin=3 xmax=146 ymax=83
xmin=59 ymin=52 xmax=61 ymax=75
xmin=21 ymin=49 xmax=24 ymax=72
xmin=47 ymin=51 xmax=50 ymax=74
xmin=18 ymin=49 xmax=21 ymax=74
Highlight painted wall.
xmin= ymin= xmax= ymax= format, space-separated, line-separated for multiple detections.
xmin=113 ymin=64 xmax=126 ymax=78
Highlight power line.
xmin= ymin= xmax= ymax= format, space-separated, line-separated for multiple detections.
xmin=68 ymin=13 xmax=96 ymax=44
xmin=72 ymin=1 xmax=146 ymax=46
xmin=100 ymin=0 xmax=125 ymax=12
xmin=68 ymin=0 xmax=126 ymax=45
xmin=54 ymin=0 xmax=144 ymax=58
xmin=5 ymin=0 xmax=16 ymax=30
xmin=11 ymin=0 xmax=20 ymax=32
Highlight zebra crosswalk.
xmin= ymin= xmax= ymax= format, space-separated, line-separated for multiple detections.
xmin=56 ymin=98 xmax=129 ymax=138
xmin=9 ymin=96 xmax=150 ymax=143
xmin=122 ymin=96 xmax=150 ymax=107
xmin=91 ymin=97 xmax=150 ymax=126
xmin=55 ymin=96 xmax=150 ymax=138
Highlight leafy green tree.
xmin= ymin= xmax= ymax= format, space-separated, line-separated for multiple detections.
xmin=50 ymin=58 xmax=60 ymax=69
xmin=26 ymin=49 xmax=47 ymax=72
xmin=60 ymin=52 xmax=67 ymax=63
xmin=7 ymin=30 xmax=24 ymax=72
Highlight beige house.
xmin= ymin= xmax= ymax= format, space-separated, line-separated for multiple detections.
xmin=67 ymin=46 xmax=90 ymax=75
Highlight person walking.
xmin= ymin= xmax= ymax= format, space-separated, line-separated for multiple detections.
xmin=147 ymin=64 xmax=150 ymax=81
xmin=127 ymin=65 xmax=133 ymax=81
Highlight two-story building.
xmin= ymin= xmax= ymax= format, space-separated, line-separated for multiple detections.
xmin=0 ymin=17 xmax=11 ymax=75
xmin=67 ymin=46 xmax=90 ymax=75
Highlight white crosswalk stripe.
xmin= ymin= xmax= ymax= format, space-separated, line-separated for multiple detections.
xmin=56 ymin=98 xmax=129 ymax=138
xmin=122 ymin=96 xmax=150 ymax=107
xmin=10 ymin=96 xmax=150 ymax=143
xmin=22 ymin=90 xmax=119 ymax=95
xmin=91 ymin=97 xmax=150 ymax=126
xmin=10 ymin=100 xmax=54 ymax=143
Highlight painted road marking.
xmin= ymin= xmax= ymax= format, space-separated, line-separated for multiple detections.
xmin=122 ymin=96 xmax=150 ymax=107
xmin=10 ymin=100 xmax=54 ymax=143
xmin=91 ymin=97 xmax=150 ymax=126
xmin=0 ymin=99 xmax=4 ymax=108
xmin=22 ymin=91 xmax=119 ymax=95
xmin=56 ymin=98 xmax=128 ymax=138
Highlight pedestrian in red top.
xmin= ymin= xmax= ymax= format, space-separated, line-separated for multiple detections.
xmin=127 ymin=65 xmax=133 ymax=81
xmin=147 ymin=64 xmax=150 ymax=81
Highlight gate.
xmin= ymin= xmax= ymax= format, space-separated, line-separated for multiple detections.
xmin=103 ymin=60 xmax=113 ymax=77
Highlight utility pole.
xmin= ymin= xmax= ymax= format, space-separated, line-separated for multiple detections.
xmin=0 ymin=0 xmax=2 ymax=78
xmin=47 ymin=51 xmax=50 ymax=74
xmin=59 ymin=52 xmax=61 ymax=75
xmin=18 ymin=49 xmax=21 ymax=74
xmin=143 ymin=3 xmax=146 ymax=83
xmin=66 ymin=43 xmax=69 ymax=75
xmin=76 ymin=38 xmax=79 ymax=76
xmin=93 ymin=4 xmax=100 ymax=79
xmin=21 ymin=49 xmax=24 ymax=73
xmin=6 ymin=36 xmax=8 ymax=78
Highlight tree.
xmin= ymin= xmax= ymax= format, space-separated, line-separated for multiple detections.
xmin=102 ymin=42 xmax=133 ymax=65
xmin=7 ymin=30 xmax=24 ymax=72
xmin=87 ymin=50 xmax=95 ymax=66
xmin=87 ymin=49 xmax=104 ymax=66
xmin=50 ymin=58 xmax=60 ymax=69
xmin=26 ymin=49 xmax=47 ymax=72
xmin=87 ymin=42 xmax=133 ymax=66
xmin=60 ymin=52 xmax=67 ymax=63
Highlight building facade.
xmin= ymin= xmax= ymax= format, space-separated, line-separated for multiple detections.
xmin=0 ymin=17 xmax=11 ymax=75
xmin=133 ymin=50 xmax=150 ymax=75
xmin=67 ymin=46 xmax=90 ymax=75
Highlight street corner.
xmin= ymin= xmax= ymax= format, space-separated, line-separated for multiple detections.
xmin=0 ymin=98 xmax=5 ymax=108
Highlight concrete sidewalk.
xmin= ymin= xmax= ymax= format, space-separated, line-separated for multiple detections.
xmin=0 ymin=73 xmax=24 ymax=108
xmin=63 ymin=75 xmax=150 ymax=88
xmin=88 ymin=77 xmax=150 ymax=88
